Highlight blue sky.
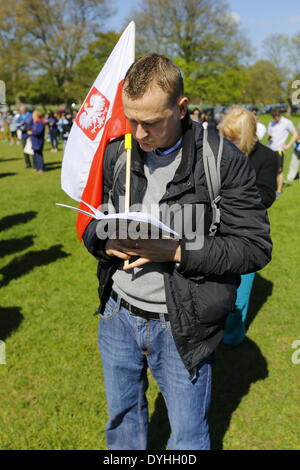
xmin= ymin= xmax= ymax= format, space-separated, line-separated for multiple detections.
xmin=105 ymin=0 xmax=300 ymax=59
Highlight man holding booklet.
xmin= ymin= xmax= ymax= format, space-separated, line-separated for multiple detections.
xmin=82 ymin=54 xmax=272 ymax=450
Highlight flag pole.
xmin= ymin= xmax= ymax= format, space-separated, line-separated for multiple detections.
xmin=124 ymin=133 xmax=132 ymax=267
xmin=124 ymin=133 xmax=132 ymax=212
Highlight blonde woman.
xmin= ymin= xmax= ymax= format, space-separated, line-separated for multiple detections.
xmin=219 ymin=106 xmax=277 ymax=346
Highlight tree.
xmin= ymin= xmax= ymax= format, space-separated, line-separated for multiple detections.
xmin=206 ymin=67 xmax=250 ymax=105
xmin=244 ymin=61 xmax=285 ymax=105
xmin=288 ymin=31 xmax=300 ymax=78
xmin=263 ymin=31 xmax=300 ymax=112
xmin=262 ymin=34 xmax=289 ymax=71
xmin=69 ymin=31 xmax=121 ymax=103
xmin=0 ymin=0 xmax=113 ymax=104
xmin=0 ymin=1 xmax=30 ymax=104
xmin=129 ymin=0 xmax=251 ymax=101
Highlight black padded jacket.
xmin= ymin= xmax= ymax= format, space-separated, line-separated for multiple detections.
xmin=82 ymin=118 xmax=272 ymax=376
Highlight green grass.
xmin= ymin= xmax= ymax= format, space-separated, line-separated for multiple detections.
xmin=0 ymin=125 xmax=299 ymax=450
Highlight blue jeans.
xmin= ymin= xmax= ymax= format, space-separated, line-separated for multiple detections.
xmin=33 ymin=150 xmax=44 ymax=171
xmin=223 ymin=272 xmax=256 ymax=345
xmin=97 ymin=295 xmax=213 ymax=450
xmin=50 ymin=129 xmax=58 ymax=149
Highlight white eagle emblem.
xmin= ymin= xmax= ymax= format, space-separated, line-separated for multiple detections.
xmin=76 ymin=87 xmax=110 ymax=140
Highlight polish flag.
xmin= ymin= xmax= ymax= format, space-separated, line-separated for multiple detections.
xmin=61 ymin=21 xmax=135 ymax=239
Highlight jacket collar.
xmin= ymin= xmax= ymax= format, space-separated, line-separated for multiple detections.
xmin=249 ymin=140 xmax=260 ymax=157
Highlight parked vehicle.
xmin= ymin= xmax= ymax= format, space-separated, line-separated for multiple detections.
xmin=260 ymin=103 xmax=288 ymax=114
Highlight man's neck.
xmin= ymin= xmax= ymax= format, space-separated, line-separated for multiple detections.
xmin=156 ymin=124 xmax=183 ymax=153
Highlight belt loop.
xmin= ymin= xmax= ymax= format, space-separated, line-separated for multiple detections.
xmin=112 ymin=290 xmax=121 ymax=311
xmin=159 ymin=313 xmax=167 ymax=324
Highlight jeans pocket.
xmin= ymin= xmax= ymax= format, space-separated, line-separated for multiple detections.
xmin=100 ymin=296 xmax=120 ymax=320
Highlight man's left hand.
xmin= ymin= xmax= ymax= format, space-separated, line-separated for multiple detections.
xmin=122 ymin=238 xmax=181 ymax=270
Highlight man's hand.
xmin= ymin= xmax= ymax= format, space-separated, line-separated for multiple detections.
xmin=105 ymin=238 xmax=181 ymax=269
xmin=283 ymin=129 xmax=299 ymax=150
xmin=105 ymin=239 xmax=131 ymax=261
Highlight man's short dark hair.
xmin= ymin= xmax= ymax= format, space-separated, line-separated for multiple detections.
xmin=271 ymin=108 xmax=281 ymax=117
xmin=123 ymin=53 xmax=184 ymax=106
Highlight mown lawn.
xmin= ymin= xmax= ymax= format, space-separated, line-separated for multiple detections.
xmin=0 ymin=118 xmax=299 ymax=450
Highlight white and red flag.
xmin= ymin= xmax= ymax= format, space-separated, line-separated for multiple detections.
xmin=61 ymin=21 xmax=135 ymax=239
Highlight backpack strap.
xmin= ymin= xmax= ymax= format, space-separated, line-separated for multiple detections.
xmin=107 ymin=130 xmax=224 ymax=237
xmin=107 ymin=139 xmax=126 ymax=208
xmin=202 ymin=129 xmax=223 ymax=236
xmin=112 ymin=141 xmax=126 ymax=194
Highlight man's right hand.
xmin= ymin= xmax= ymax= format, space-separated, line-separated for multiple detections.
xmin=105 ymin=239 xmax=131 ymax=260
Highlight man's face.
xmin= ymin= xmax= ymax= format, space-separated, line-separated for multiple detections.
xmin=272 ymin=114 xmax=281 ymax=123
xmin=122 ymin=85 xmax=187 ymax=152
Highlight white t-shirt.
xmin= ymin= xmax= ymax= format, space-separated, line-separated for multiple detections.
xmin=268 ymin=116 xmax=295 ymax=151
xmin=256 ymin=122 xmax=266 ymax=141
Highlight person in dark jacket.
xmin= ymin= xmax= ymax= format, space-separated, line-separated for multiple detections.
xmin=82 ymin=55 xmax=272 ymax=450
xmin=48 ymin=111 xmax=59 ymax=151
xmin=17 ymin=105 xmax=33 ymax=168
xmin=219 ymin=105 xmax=277 ymax=347
xmin=27 ymin=110 xmax=45 ymax=172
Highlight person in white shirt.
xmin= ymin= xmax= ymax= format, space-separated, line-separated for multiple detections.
xmin=285 ymin=122 xmax=300 ymax=182
xmin=251 ymin=108 xmax=267 ymax=141
xmin=257 ymin=121 xmax=266 ymax=141
xmin=267 ymin=109 xmax=298 ymax=196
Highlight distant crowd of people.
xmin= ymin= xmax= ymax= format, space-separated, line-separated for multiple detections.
xmin=1 ymin=104 xmax=299 ymax=184
xmin=0 ymin=106 xmax=75 ymax=172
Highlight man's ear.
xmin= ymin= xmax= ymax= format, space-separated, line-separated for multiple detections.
xmin=178 ymin=97 xmax=188 ymax=120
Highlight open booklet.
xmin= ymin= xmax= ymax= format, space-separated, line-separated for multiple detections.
xmin=56 ymin=200 xmax=180 ymax=238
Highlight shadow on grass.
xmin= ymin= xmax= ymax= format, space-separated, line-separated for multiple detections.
xmin=44 ymin=165 xmax=61 ymax=172
xmin=0 ymin=157 xmax=22 ymax=162
xmin=0 ymin=306 xmax=24 ymax=341
xmin=44 ymin=160 xmax=62 ymax=172
xmin=209 ymin=337 xmax=268 ymax=450
xmin=148 ymin=392 xmax=170 ymax=450
xmin=0 ymin=236 xmax=36 ymax=258
xmin=246 ymin=273 xmax=273 ymax=332
xmin=0 ymin=212 xmax=38 ymax=232
xmin=147 ymin=341 xmax=269 ymax=450
xmin=44 ymin=161 xmax=61 ymax=166
xmin=0 ymin=244 xmax=70 ymax=288
xmin=0 ymin=172 xmax=17 ymax=178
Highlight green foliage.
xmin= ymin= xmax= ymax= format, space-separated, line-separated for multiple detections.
xmin=0 ymin=120 xmax=299 ymax=448
xmin=132 ymin=0 xmax=251 ymax=103
xmin=245 ymin=61 xmax=286 ymax=105
xmin=70 ymin=32 xmax=121 ymax=103
xmin=0 ymin=0 xmax=299 ymax=112
xmin=204 ymin=67 xmax=250 ymax=105
xmin=0 ymin=0 xmax=113 ymax=105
